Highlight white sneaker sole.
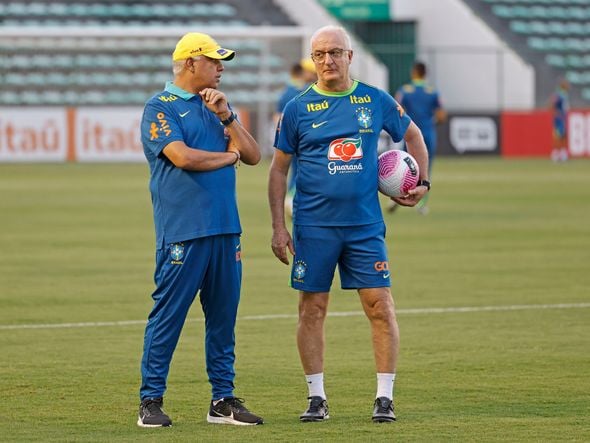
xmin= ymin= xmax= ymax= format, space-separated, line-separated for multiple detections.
xmin=137 ymin=416 xmax=171 ymax=427
xmin=206 ymin=413 xmax=261 ymax=426
xmin=300 ymin=414 xmax=330 ymax=422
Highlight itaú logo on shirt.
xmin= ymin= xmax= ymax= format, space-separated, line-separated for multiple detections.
xmin=327 ymin=137 xmax=363 ymax=162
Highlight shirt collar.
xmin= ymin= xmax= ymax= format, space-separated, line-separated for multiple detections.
xmin=165 ymin=81 xmax=196 ymax=101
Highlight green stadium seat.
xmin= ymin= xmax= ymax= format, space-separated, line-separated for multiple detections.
xmin=42 ymin=91 xmax=65 ymax=105
xmin=6 ymin=72 xmax=28 ymax=86
xmin=545 ymin=54 xmax=566 ymax=68
xmin=21 ymin=91 xmax=41 ymax=105
xmin=83 ymin=91 xmax=106 ymax=104
xmin=0 ymin=91 xmax=21 ymax=105
xmin=212 ymin=4 xmax=237 ymax=16
xmin=28 ymin=2 xmax=48 ymax=15
xmin=510 ymin=21 xmax=530 ymax=34
xmin=491 ymin=5 xmax=512 ymax=18
xmin=5 ymin=3 xmax=27 ymax=15
xmin=191 ymin=4 xmax=212 ymax=16
xmin=48 ymin=74 xmax=69 ymax=88
xmin=47 ymin=3 xmax=68 ymax=16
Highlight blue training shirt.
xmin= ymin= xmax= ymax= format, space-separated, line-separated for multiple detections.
xmin=276 ymin=80 xmax=411 ymax=227
xmin=396 ymin=80 xmax=441 ymax=142
xmin=277 ymin=84 xmax=305 ymax=113
xmin=141 ymin=82 xmax=241 ymax=249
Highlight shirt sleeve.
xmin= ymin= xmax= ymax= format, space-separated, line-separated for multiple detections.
xmin=381 ymin=91 xmax=412 ymax=143
xmin=433 ymin=91 xmax=443 ymax=111
xmin=140 ymin=100 xmax=185 ymax=157
xmin=277 ymin=91 xmax=289 ymax=113
xmin=275 ymin=99 xmax=299 ymax=155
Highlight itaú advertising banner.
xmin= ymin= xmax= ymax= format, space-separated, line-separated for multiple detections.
xmin=568 ymin=110 xmax=590 ymax=157
xmin=0 ymin=107 xmax=68 ymax=162
xmin=0 ymin=107 xmax=145 ymax=162
xmin=75 ymin=107 xmax=144 ymax=162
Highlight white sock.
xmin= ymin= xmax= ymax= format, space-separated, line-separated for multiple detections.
xmin=305 ymin=373 xmax=326 ymax=399
xmin=560 ymin=148 xmax=569 ymax=161
xmin=376 ymin=373 xmax=396 ymax=399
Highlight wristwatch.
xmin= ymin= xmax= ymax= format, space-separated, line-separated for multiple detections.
xmin=417 ymin=179 xmax=431 ymax=191
xmin=220 ymin=112 xmax=237 ymax=126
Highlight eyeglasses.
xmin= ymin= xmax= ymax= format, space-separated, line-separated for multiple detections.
xmin=311 ymin=48 xmax=350 ymax=62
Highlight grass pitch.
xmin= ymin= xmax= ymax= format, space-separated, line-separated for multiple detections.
xmin=1 ymin=158 xmax=589 ymax=442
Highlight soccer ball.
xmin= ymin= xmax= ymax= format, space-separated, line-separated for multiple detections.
xmin=377 ymin=150 xmax=419 ymax=198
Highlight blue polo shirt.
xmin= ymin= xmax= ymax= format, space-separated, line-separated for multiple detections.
xmin=140 ymin=82 xmax=241 ymax=248
xmin=276 ymin=80 xmax=411 ymax=226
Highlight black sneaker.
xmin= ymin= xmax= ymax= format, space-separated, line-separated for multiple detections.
xmin=372 ymin=396 xmax=396 ymax=423
xmin=300 ymin=396 xmax=329 ymax=422
xmin=207 ymin=397 xmax=264 ymax=426
xmin=137 ymin=398 xmax=172 ymax=427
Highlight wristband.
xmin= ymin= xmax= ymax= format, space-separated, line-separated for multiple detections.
xmin=221 ymin=112 xmax=236 ymax=126
xmin=417 ymin=179 xmax=431 ymax=191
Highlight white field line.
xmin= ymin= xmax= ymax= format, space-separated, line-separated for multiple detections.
xmin=1 ymin=302 xmax=589 ymax=331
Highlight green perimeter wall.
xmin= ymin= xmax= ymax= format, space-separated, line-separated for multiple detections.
xmin=344 ymin=20 xmax=416 ymax=94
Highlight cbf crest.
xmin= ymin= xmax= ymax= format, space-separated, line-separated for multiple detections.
xmin=293 ymin=260 xmax=307 ymax=282
xmin=170 ymin=243 xmax=184 ymax=264
xmin=355 ymin=107 xmax=373 ymax=129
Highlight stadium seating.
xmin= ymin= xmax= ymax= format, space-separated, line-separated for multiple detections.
xmin=0 ymin=2 xmax=246 ymax=26
xmin=0 ymin=37 xmax=291 ymax=106
xmin=463 ymin=0 xmax=590 ymax=107
xmin=0 ymin=0 xmax=297 ymax=107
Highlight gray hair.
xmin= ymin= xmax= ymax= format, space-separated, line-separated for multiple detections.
xmin=311 ymin=25 xmax=352 ymax=50
xmin=172 ymin=56 xmax=202 ymax=75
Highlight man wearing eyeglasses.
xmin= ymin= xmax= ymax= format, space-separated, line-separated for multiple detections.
xmin=268 ymin=25 xmax=430 ymax=423
xmin=138 ymin=32 xmax=263 ymax=427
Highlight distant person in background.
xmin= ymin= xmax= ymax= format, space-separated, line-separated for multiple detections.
xmin=549 ymin=78 xmax=570 ymax=163
xmin=276 ymin=59 xmax=317 ymax=117
xmin=394 ymin=61 xmax=446 ymax=215
xmin=138 ymin=32 xmax=263 ymax=427
xmin=274 ymin=59 xmax=317 ymax=217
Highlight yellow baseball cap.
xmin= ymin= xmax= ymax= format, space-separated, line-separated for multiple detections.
xmin=300 ymin=57 xmax=316 ymax=73
xmin=172 ymin=32 xmax=235 ymax=61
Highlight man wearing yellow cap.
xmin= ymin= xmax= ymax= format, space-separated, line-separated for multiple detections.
xmin=138 ymin=32 xmax=263 ymax=427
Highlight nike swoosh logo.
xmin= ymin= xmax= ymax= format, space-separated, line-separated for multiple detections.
xmin=236 ymin=243 xmax=241 ymax=250
xmin=383 ymin=272 xmax=390 ymax=278
xmin=212 ymin=409 xmax=233 ymax=419
xmin=179 ymin=111 xmax=191 ymax=117
xmin=312 ymin=121 xmax=328 ymax=129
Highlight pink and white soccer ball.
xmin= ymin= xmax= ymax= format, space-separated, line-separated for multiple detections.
xmin=377 ymin=150 xmax=420 ymax=198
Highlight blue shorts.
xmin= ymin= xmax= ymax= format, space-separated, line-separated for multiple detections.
xmin=554 ymin=118 xmax=566 ymax=139
xmin=291 ymin=222 xmax=390 ymax=292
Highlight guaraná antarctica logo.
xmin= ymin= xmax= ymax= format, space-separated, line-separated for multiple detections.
xmin=327 ymin=137 xmax=364 ymax=175
xmin=327 ymin=137 xmax=363 ymax=162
